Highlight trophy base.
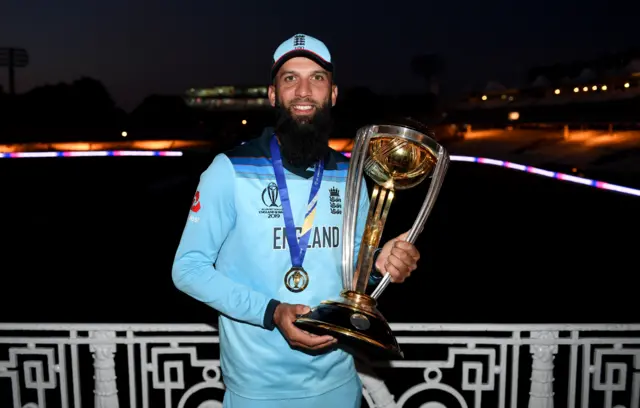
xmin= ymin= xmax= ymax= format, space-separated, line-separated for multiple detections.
xmin=294 ymin=290 xmax=403 ymax=360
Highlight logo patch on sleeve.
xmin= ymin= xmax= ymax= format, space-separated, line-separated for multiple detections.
xmin=191 ymin=191 xmax=202 ymax=213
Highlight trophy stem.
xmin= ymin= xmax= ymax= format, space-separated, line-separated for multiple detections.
xmin=352 ymin=185 xmax=395 ymax=293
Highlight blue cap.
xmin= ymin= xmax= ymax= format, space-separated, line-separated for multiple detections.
xmin=271 ymin=33 xmax=333 ymax=79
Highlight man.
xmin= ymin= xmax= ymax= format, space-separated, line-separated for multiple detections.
xmin=172 ymin=33 xmax=421 ymax=408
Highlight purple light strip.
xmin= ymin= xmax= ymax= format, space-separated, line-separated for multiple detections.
xmin=453 ymin=155 xmax=640 ymax=197
xmin=0 ymin=150 xmax=183 ymax=158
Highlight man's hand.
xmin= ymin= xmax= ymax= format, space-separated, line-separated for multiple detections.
xmin=273 ymin=303 xmax=337 ymax=350
xmin=375 ymin=232 xmax=420 ymax=283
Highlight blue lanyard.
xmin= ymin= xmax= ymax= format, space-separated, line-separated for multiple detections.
xmin=269 ymin=135 xmax=324 ymax=268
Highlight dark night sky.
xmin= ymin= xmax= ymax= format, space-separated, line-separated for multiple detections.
xmin=1 ymin=0 xmax=638 ymax=111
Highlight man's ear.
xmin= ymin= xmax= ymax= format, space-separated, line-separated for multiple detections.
xmin=331 ymin=84 xmax=338 ymax=107
xmin=268 ymin=84 xmax=277 ymax=107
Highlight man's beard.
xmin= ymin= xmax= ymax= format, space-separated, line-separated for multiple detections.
xmin=274 ymin=97 xmax=333 ymax=169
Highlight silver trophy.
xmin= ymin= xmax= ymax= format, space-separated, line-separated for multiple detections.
xmin=295 ymin=123 xmax=449 ymax=359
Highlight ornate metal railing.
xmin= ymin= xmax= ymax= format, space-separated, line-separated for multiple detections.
xmin=1 ymin=323 xmax=638 ymax=408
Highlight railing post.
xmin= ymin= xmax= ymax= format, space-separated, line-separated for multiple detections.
xmin=90 ymin=330 xmax=120 ymax=408
xmin=359 ymin=368 xmax=396 ymax=408
xmin=528 ymin=330 xmax=558 ymax=408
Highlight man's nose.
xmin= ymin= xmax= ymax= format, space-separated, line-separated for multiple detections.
xmin=295 ymin=80 xmax=311 ymax=98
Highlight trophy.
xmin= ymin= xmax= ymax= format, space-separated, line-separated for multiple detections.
xmin=294 ymin=123 xmax=449 ymax=359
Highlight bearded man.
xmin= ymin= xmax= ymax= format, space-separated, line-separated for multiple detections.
xmin=172 ymin=33 xmax=421 ymax=408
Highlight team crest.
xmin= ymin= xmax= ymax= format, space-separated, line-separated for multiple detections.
xmin=329 ymin=187 xmax=342 ymax=215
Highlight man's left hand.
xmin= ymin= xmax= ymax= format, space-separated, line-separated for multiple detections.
xmin=374 ymin=232 xmax=420 ymax=283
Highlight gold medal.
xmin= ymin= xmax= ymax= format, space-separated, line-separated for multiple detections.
xmin=284 ymin=267 xmax=309 ymax=293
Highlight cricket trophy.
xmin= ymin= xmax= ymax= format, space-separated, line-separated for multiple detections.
xmin=294 ymin=123 xmax=450 ymax=359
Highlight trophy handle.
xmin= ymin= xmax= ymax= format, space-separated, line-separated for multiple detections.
xmin=341 ymin=126 xmax=376 ymax=291
xmin=370 ymin=145 xmax=450 ymax=300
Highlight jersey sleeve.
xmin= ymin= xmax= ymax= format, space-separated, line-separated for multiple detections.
xmin=172 ymin=154 xmax=278 ymax=329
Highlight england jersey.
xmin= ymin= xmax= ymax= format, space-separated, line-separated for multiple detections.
xmin=172 ymin=128 xmax=372 ymax=399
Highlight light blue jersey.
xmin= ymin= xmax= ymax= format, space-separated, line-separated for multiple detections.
xmin=172 ymin=128 xmax=374 ymax=400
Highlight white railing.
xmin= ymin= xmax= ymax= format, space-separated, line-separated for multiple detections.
xmin=1 ymin=323 xmax=639 ymax=408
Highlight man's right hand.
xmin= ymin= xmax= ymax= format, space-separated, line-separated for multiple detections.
xmin=273 ymin=303 xmax=337 ymax=351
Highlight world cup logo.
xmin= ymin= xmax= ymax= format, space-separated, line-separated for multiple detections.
xmin=262 ymin=182 xmax=280 ymax=207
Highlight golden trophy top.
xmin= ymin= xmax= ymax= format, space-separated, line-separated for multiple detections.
xmin=362 ymin=124 xmax=440 ymax=190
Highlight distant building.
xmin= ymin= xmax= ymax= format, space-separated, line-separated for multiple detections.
xmin=457 ymin=49 xmax=640 ymax=106
xmin=184 ymin=85 xmax=270 ymax=110
xmin=446 ymin=49 xmax=640 ymax=126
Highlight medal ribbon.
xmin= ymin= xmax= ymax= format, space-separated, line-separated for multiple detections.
xmin=270 ymin=135 xmax=324 ymax=268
